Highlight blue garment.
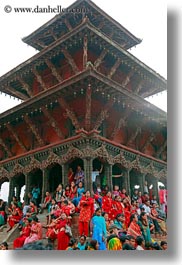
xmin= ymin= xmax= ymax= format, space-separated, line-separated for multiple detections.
xmin=77 ymin=242 xmax=86 ymax=250
xmin=77 ymin=187 xmax=85 ymax=197
xmin=32 ymin=187 xmax=40 ymax=199
xmin=0 ymin=214 xmax=4 ymax=226
xmin=91 ymin=215 xmax=107 ymax=250
xmin=114 ymin=220 xmax=123 ymax=229
xmin=72 ymin=187 xmax=85 ymax=206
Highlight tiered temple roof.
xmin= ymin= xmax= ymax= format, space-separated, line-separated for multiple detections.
xmin=0 ymin=0 xmax=167 ymax=189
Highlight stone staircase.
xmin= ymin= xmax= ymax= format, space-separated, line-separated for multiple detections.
xmin=0 ymin=213 xmax=166 ymax=250
xmin=0 ymin=223 xmax=20 ymax=249
xmin=0 ymin=211 xmax=81 ymax=250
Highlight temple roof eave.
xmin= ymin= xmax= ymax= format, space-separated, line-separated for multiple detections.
xmin=0 ymin=69 xmax=167 ymax=125
xmin=0 ymin=133 xmax=167 ymax=175
xmin=0 ymin=22 xmax=166 ymax=100
xmin=22 ymin=0 xmax=141 ymax=50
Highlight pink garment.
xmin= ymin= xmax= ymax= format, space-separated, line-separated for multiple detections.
xmin=23 ymin=223 xmax=42 ymax=245
xmin=159 ymin=189 xmax=165 ymax=204
xmin=24 ymin=233 xmax=39 ymax=245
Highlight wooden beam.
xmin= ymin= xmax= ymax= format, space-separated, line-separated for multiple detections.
xmin=34 ymin=39 xmax=46 ymax=48
xmin=0 ymin=137 xmax=13 ymax=157
xmin=134 ymin=80 xmax=144 ymax=94
xmin=127 ymin=127 xmax=141 ymax=146
xmin=6 ymin=123 xmax=27 ymax=152
xmin=24 ymin=115 xmax=45 ymax=147
xmin=108 ymin=31 xmax=115 ymax=39
xmin=111 ymin=109 xmax=131 ymax=140
xmin=16 ymin=77 xmax=32 ymax=97
xmin=94 ymin=49 xmax=108 ymax=69
xmin=61 ymin=48 xmax=79 ymax=74
xmin=98 ymin=20 xmax=105 ymax=30
xmin=141 ymin=87 xmax=159 ymax=98
xmin=58 ymin=97 xmax=80 ymax=130
xmin=83 ymin=35 xmax=88 ymax=70
xmin=32 ymin=68 xmax=47 ymax=91
xmin=94 ymin=99 xmax=114 ymax=130
xmin=84 ymin=84 xmax=92 ymax=131
xmin=45 ymin=59 xmax=63 ymax=83
xmin=49 ymin=28 xmax=58 ymax=41
xmin=64 ymin=18 xmax=72 ymax=31
xmin=6 ymin=85 xmax=28 ymax=100
xmin=42 ymin=106 xmax=64 ymax=139
xmin=107 ymin=58 xmax=121 ymax=79
xmin=121 ymin=70 xmax=134 ymax=88
xmin=141 ymin=132 xmax=155 ymax=152
xmin=156 ymin=140 xmax=167 ymax=157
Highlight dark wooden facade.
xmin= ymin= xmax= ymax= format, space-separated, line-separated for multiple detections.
xmin=0 ymin=0 xmax=167 ymax=204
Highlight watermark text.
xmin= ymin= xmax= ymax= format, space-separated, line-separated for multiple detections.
xmin=4 ymin=5 xmax=88 ymax=14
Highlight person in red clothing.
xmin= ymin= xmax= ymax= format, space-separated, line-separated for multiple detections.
xmin=130 ymin=200 xmax=137 ymax=215
xmin=158 ymin=186 xmax=167 ymax=214
xmin=67 ymin=167 xmax=74 ymax=185
xmin=60 ymin=200 xmax=72 ymax=216
xmin=7 ymin=202 xmax=22 ymax=232
xmin=57 ymin=212 xmax=71 ymax=250
xmin=78 ymin=190 xmax=94 ymax=237
xmin=127 ymin=214 xmax=142 ymax=239
xmin=122 ymin=197 xmax=131 ymax=229
xmin=102 ymin=191 xmax=113 ymax=220
xmin=65 ymin=185 xmax=70 ymax=198
xmin=39 ymin=191 xmax=52 ymax=213
xmin=141 ymin=192 xmax=150 ymax=204
xmin=13 ymin=218 xmax=32 ymax=249
xmin=46 ymin=216 xmax=59 ymax=242
xmin=112 ymin=195 xmax=124 ymax=220
xmin=69 ymin=181 xmax=77 ymax=200
xmin=26 ymin=200 xmax=38 ymax=217
xmin=120 ymin=188 xmax=130 ymax=200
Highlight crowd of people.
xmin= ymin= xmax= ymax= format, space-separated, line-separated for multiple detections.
xmin=0 ymin=165 xmax=167 ymax=251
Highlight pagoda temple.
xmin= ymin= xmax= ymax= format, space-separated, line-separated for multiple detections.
xmin=0 ymin=0 xmax=167 ymax=204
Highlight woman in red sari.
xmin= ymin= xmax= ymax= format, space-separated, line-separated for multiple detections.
xmin=112 ymin=195 xmax=124 ymax=220
xmin=7 ymin=202 xmax=22 ymax=232
xmin=57 ymin=212 xmax=71 ymax=250
xmin=26 ymin=200 xmax=38 ymax=217
xmin=127 ymin=214 xmax=142 ymax=239
xmin=102 ymin=191 xmax=113 ymax=220
xmin=69 ymin=181 xmax=77 ymax=200
xmin=68 ymin=168 xmax=74 ymax=185
xmin=46 ymin=216 xmax=61 ymax=242
xmin=23 ymin=216 xmax=42 ymax=245
xmin=122 ymin=197 xmax=131 ymax=229
xmin=78 ymin=190 xmax=94 ymax=237
xmin=13 ymin=218 xmax=31 ymax=249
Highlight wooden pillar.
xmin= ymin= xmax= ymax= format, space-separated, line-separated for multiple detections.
xmin=105 ymin=164 xmax=113 ymax=191
xmin=83 ymin=35 xmax=88 ymax=69
xmin=42 ymin=168 xmax=49 ymax=203
xmin=137 ymin=173 xmax=146 ymax=194
xmin=122 ymin=170 xmax=128 ymax=190
xmin=83 ymin=158 xmax=93 ymax=191
xmin=8 ymin=177 xmax=15 ymax=205
xmin=62 ymin=164 xmax=68 ymax=186
xmin=16 ymin=184 xmax=21 ymax=201
xmin=152 ymin=177 xmax=159 ymax=202
xmin=126 ymin=169 xmax=131 ymax=197
xmin=24 ymin=174 xmax=28 ymax=204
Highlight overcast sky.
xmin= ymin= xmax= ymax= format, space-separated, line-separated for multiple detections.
xmin=0 ymin=0 xmax=168 ymax=113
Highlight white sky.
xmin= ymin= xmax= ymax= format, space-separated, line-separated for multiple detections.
xmin=0 ymin=0 xmax=168 ymax=113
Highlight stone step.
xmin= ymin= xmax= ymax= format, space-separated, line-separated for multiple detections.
xmin=0 ymin=212 xmax=84 ymax=250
